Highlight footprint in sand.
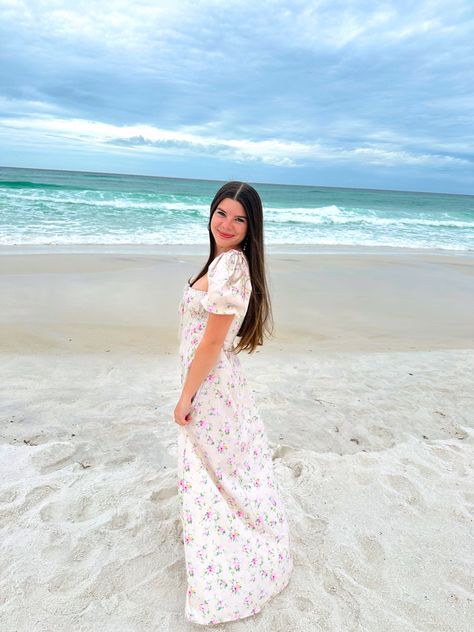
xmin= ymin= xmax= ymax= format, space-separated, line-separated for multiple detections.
xmin=86 ymin=550 xmax=162 ymax=601
xmin=322 ymin=569 xmax=362 ymax=628
xmin=383 ymin=474 xmax=427 ymax=512
xmin=104 ymin=511 xmax=130 ymax=530
xmin=21 ymin=433 xmax=50 ymax=446
xmin=357 ymin=533 xmax=386 ymax=568
xmin=0 ymin=487 xmax=19 ymax=504
xmin=40 ymin=493 xmax=105 ymax=524
xmin=31 ymin=442 xmax=78 ymax=474
xmin=352 ymin=469 xmax=374 ymax=486
xmin=408 ymin=459 xmax=440 ymax=479
xmin=150 ymin=485 xmax=176 ymax=502
xmin=432 ymin=443 xmax=464 ymax=463
xmin=292 ymin=595 xmax=317 ymax=614
xmin=289 ymin=461 xmax=304 ymax=479
xmin=3 ymin=485 xmax=58 ymax=525
xmin=46 ymin=567 xmax=93 ymax=598
xmin=334 ymin=541 xmax=386 ymax=591
xmin=271 ymin=444 xmax=295 ymax=461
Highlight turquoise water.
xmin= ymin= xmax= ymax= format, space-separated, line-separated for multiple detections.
xmin=0 ymin=166 xmax=473 ymax=250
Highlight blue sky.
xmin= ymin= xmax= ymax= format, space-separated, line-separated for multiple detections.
xmin=1 ymin=0 xmax=473 ymax=193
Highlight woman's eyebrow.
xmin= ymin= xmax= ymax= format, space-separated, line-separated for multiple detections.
xmin=216 ymin=206 xmax=247 ymax=219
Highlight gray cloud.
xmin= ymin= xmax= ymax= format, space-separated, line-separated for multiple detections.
xmin=0 ymin=0 xmax=473 ymax=192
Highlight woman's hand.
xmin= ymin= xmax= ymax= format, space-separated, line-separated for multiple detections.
xmin=174 ymin=393 xmax=195 ymax=426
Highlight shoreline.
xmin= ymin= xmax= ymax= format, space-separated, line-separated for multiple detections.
xmin=1 ymin=242 xmax=473 ymax=258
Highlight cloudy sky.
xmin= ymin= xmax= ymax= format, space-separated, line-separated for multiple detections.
xmin=1 ymin=0 xmax=473 ymax=193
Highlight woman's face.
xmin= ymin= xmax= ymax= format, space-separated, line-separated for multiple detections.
xmin=210 ymin=197 xmax=248 ymax=252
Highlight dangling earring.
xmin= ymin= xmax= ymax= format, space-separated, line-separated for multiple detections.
xmin=242 ymin=236 xmax=248 ymax=252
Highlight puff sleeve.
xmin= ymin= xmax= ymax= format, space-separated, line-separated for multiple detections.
xmin=200 ymin=250 xmax=251 ymax=315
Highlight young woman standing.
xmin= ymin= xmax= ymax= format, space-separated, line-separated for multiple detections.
xmin=175 ymin=181 xmax=293 ymax=625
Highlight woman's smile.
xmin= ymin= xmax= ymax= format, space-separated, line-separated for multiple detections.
xmin=217 ymin=229 xmax=234 ymax=238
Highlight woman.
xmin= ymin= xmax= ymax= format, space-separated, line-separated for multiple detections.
xmin=174 ymin=181 xmax=293 ymax=625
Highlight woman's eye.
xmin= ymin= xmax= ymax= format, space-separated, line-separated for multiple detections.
xmin=216 ymin=210 xmax=246 ymax=222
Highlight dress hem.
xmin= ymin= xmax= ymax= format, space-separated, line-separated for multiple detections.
xmin=184 ymin=566 xmax=293 ymax=627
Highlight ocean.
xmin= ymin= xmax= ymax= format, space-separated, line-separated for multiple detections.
xmin=0 ymin=166 xmax=473 ymax=252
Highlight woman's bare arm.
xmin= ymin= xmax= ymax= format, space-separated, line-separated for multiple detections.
xmin=174 ymin=313 xmax=235 ymax=425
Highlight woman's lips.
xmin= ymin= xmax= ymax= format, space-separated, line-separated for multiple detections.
xmin=217 ymin=230 xmax=234 ymax=238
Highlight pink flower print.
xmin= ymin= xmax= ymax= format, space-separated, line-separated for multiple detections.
xmin=217 ymin=441 xmax=228 ymax=453
xmin=250 ymin=557 xmax=258 ymax=566
xmin=271 ymin=570 xmax=277 ymax=582
xmin=209 ymin=406 xmax=219 ymax=416
xmin=196 ymin=548 xmax=205 ymax=560
xmin=184 ymin=533 xmax=193 ymax=545
xmin=233 ymin=558 xmax=240 ymax=571
xmin=255 ymin=515 xmax=263 ymax=526
xmin=178 ymin=478 xmax=191 ymax=493
xmin=185 ymin=511 xmax=193 ymax=524
xmin=204 ymin=509 xmax=213 ymax=520
xmin=207 ymin=373 xmax=217 ymax=383
xmin=205 ymin=564 xmax=215 ymax=574
xmin=225 ymin=398 xmax=232 ymax=407
xmin=217 ymin=526 xmax=226 ymax=536
xmin=199 ymin=600 xmax=210 ymax=615
xmin=229 ymin=529 xmax=239 ymax=541
xmin=231 ymin=581 xmax=241 ymax=593
xmin=254 ymin=478 xmax=261 ymax=488
xmin=223 ymin=423 xmax=231 ymax=435
xmin=198 ymin=418 xmax=208 ymax=429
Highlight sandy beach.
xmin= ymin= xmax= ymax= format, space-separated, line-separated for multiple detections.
xmin=1 ymin=246 xmax=473 ymax=631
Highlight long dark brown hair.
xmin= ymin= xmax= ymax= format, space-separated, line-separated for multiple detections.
xmin=188 ymin=181 xmax=274 ymax=353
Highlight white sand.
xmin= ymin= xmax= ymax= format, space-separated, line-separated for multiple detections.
xmin=1 ymin=249 xmax=473 ymax=631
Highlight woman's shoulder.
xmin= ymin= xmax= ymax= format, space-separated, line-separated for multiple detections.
xmin=210 ymin=248 xmax=248 ymax=271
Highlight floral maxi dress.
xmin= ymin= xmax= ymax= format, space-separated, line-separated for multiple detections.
xmin=177 ymin=248 xmax=293 ymax=626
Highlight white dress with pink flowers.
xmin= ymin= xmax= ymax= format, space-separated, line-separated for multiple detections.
xmin=176 ymin=248 xmax=293 ymax=626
